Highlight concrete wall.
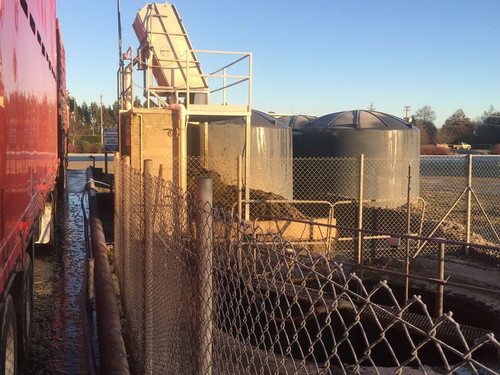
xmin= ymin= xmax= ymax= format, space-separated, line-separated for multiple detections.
xmin=120 ymin=108 xmax=180 ymax=182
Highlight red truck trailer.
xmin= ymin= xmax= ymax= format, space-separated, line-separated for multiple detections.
xmin=0 ymin=0 xmax=67 ymax=372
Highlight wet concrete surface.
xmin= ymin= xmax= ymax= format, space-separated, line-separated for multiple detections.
xmin=24 ymin=169 xmax=90 ymax=374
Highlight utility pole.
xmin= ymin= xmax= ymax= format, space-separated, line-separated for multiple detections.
xmin=117 ymin=0 xmax=123 ymax=109
xmin=404 ymin=105 xmax=411 ymax=120
xmin=100 ymin=95 xmax=104 ymax=145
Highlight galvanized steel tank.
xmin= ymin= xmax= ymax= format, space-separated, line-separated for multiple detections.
xmin=293 ymin=110 xmax=420 ymax=208
xmin=278 ymin=114 xmax=317 ymax=129
xmin=188 ymin=110 xmax=293 ymax=199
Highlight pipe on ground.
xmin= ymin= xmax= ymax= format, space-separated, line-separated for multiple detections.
xmin=87 ymin=168 xmax=130 ymax=375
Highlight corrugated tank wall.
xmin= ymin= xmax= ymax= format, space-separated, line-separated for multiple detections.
xmin=293 ymin=110 xmax=420 ymax=208
xmin=188 ymin=110 xmax=293 ymax=200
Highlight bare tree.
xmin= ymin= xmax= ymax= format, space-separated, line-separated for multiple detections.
xmin=414 ymin=105 xmax=437 ymax=144
xmin=414 ymin=105 xmax=436 ymax=123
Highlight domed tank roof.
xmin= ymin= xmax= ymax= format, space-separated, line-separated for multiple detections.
xmin=210 ymin=109 xmax=289 ymax=128
xmin=279 ymin=114 xmax=317 ymax=129
xmin=305 ymin=110 xmax=414 ymax=130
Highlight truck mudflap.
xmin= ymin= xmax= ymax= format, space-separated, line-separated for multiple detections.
xmin=36 ymin=203 xmax=53 ymax=245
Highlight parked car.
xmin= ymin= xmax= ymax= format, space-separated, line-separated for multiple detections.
xmin=452 ymin=142 xmax=471 ymax=150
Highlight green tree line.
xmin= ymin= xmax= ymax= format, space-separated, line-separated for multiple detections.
xmin=68 ymin=96 xmax=145 ymax=146
xmin=68 ymin=99 xmax=120 ymax=146
xmin=68 ymin=97 xmax=500 ymax=151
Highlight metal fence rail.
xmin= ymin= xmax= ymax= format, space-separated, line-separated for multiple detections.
xmin=184 ymin=155 xmax=500 ymax=260
xmin=420 ymin=155 xmax=500 ymax=251
xmin=114 ymin=158 xmax=500 ymax=375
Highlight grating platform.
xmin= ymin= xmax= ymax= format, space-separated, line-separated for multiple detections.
xmin=250 ymin=275 xmax=496 ymax=347
xmin=364 ymin=303 xmax=494 ymax=346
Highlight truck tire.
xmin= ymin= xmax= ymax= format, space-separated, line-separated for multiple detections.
xmin=0 ymin=295 xmax=18 ymax=375
xmin=14 ymin=253 xmax=33 ymax=364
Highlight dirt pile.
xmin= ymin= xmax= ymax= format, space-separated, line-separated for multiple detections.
xmin=188 ymin=167 xmax=306 ymax=219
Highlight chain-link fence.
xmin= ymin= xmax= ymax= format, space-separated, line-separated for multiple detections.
xmin=420 ymin=155 xmax=500 ymax=254
xmin=114 ymin=158 xmax=500 ymax=375
xmin=184 ymin=155 xmax=500 ymax=260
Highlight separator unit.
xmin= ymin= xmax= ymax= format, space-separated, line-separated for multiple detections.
xmin=119 ymin=1 xmax=253 ymax=210
xmin=133 ymin=2 xmax=209 ymax=106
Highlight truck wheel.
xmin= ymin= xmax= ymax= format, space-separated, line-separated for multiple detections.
xmin=14 ymin=253 xmax=33 ymax=364
xmin=0 ymin=295 xmax=18 ymax=375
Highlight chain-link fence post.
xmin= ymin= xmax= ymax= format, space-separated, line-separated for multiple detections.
xmin=237 ymin=156 xmax=243 ymax=272
xmin=357 ymin=154 xmax=364 ymax=276
xmin=123 ymin=156 xmax=130 ymax=311
xmin=466 ymin=154 xmax=472 ymax=255
xmin=144 ymin=159 xmax=153 ymax=375
xmin=237 ymin=155 xmax=242 ymax=221
xmin=113 ymin=152 xmax=122 ymax=277
xmin=244 ymin=115 xmax=251 ymax=221
xmin=436 ymin=240 xmax=445 ymax=317
xmin=405 ymin=163 xmax=412 ymax=302
xmin=196 ymin=177 xmax=213 ymax=375
xmin=114 ymin=152 xmax=121 ymax=279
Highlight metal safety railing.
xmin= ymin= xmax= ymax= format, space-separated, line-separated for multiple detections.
xmin=119 ymin=46 xmax=252 ymax=111
xmin=114 ymin=157 xmax=500 ymax=375
xmin=125 ymin=2 xmax=252 ymax=111
xmin=258 ymin=214 xmax=500 ymax=311
xmin=186 ymin=49 xmax=252 ymax=109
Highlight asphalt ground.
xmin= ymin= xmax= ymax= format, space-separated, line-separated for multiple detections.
xmin=68 ymin=153 xmax=114 ymax=172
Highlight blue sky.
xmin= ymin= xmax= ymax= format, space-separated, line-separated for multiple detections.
xmin=57 ymin=0 xmax=500 ymax=127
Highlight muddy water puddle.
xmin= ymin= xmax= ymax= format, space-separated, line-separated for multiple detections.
xmin=25 ymin=170 xmax=91 ymax=374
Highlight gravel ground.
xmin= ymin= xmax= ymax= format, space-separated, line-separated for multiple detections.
xmin=23 ymin=249 xmax=61 ymax=374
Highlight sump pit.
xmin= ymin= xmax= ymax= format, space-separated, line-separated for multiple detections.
xmin=216 ymin=259 xmax=500 ymax=370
